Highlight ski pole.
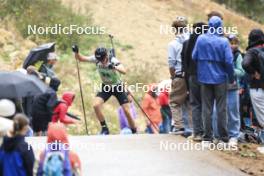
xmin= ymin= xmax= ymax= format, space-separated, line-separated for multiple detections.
xmin=127 ymin=90 xmax=159 ymax=132
xmin=74 ymin=56 xmax=89 ymax=135
xmin=108 ymin=34 xmax=116 ymax=57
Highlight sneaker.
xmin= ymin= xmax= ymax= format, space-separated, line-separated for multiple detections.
xmin=181 ymin=131 xmax=192 ymax=138
xmin=187 ymin=135 xmax=194 ymax=141
xmin=257 ymin=146 xmax=264 ymax=154
xmin=100 ymin=127 xmax=110 ymax=135
xmin=193 ymin=135 xmax=203 ymax=142
xmin=201 ymin=141 xmax=212 ymax=149
xmin=170 ymin=127 xmax=185 ymax=135
xmin=131 ymin=128 xmax=137 ymax=134
xmin=213 ymin=138 xmax=219 ymax=144
xmin=228 ymin=137 xmax=238 ymax=147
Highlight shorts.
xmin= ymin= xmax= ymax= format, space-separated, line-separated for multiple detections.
xmin=96 ymin=84 xmax=129 ymax=105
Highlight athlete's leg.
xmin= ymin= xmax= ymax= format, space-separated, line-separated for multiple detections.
xmin=93 ymin=96 xmax=105 ymax=122
xmin=94 ymin=85 xmax=112 ymax=134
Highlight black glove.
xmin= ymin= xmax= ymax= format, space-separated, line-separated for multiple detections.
xmin=72 ymin=45 xmax=79 ymax=53
xmin=108 ymin=63 xmax=115 ymax=69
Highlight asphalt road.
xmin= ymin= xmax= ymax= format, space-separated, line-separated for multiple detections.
xmin=26 ymin=134 xmax=246 ymax=176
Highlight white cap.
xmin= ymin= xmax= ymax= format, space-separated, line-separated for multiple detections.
xmin=47 ymin=52 xmax=58 ymax=60
xmin=0 ymin=99 xmax=16 ymax=117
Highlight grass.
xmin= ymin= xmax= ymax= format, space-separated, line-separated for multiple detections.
xmin=0 ymin=0 xmax=155 ymax=135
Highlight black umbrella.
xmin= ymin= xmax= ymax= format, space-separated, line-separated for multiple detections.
xmin=23 ymin=42 xmax=55 ymax=69
xmin=0 ymin=71 xmax=48 ymax=99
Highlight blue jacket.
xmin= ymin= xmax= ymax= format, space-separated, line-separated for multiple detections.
xmin=0 ymin=135 xmax=35 ymax=176
xmin=192 ymin=16 xmax=234 ymax=84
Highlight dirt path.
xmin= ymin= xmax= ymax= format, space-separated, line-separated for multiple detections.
xmin=27 ymin=134 xmax=247 ymax=176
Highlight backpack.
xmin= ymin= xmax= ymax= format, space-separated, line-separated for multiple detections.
xmin=43 ymin=147 xmax=71 ymax=176
xmin=252 ymin=47 xmax=264 ymax=81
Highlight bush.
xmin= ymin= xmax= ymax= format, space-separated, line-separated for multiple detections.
xmin=0 ymin=0 xmax=91 ymax=50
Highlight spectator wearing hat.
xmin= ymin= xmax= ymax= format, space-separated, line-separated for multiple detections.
xmin=39 ymin=52 xmax=58 ymax=78
xmin=226 ymin=35 xmax=245 ymax=147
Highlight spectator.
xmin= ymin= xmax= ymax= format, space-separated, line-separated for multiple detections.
xmin=31 ymin=77 xmax=61 ymax=136
xmin=227 ymin=35 xmax=245 ymax=147
xmin=242 ymin=29 xmax=264 ymax=148
xmin=38 ymin=52 xmax=58 ymax=78
xmin=182 ymin=22 xmax=207 ymax=141
xmin=192 ymin=16 xmax=234 ymax=144
xmin=142 ymin=84 xmax=162 ymax=134
xmin=37 ymin=123 xmax=81 ymax=176
xmin=158 ymin=86 xmax=172 ymax=134
xmin=0 ymin=114 xmax=35 ymax=176
xmin=118 ymin=94 xmax=137 ymax=134
xmin=52 ymin=92 xmax=79 ymax=125
xmin=168 ymin=16 xmax=189 ymax=135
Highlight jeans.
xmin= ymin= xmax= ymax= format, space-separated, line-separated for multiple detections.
xmin=212 ymin=102 xmax=219 ymax=138
xmin=189 ymin=75 xmax=203 ymax=136
xmin=201 ymin=83 xmax=228 ymax=142
xmin=160 ymin=106 xmax=172 ymax=134
xmin=227 ymin=90 xmax=241 ymax=138
xmin=182 ymin=100 xmax=193 ymax=133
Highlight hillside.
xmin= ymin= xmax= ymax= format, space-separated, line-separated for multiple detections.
xmin=0 ymin=23 xmax=36 ymax=70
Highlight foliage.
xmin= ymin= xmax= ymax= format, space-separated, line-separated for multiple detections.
xmin=213 ymin=0 xmax=264 ymax=24
xmin=0 ymin=0 xmax=92 ymax=50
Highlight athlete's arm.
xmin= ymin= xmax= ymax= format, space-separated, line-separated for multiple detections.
xmin=72 ymin=45 xmax=96 ymax=63
xmin=114 ymin=64 xmax=126 ymax=74
xmin=75 ymin=53 xmax=96 ymax=63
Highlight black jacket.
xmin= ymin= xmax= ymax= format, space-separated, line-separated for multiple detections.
xmin=0 ymin=135 xmax=35 ymax=176
xmin=182 ymin=39 xmax=197 ymax=77
xmin=242 ymin=46 xmax=264 ymax=89
xmin=31 ymin=88 xmax=58 ymax=118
